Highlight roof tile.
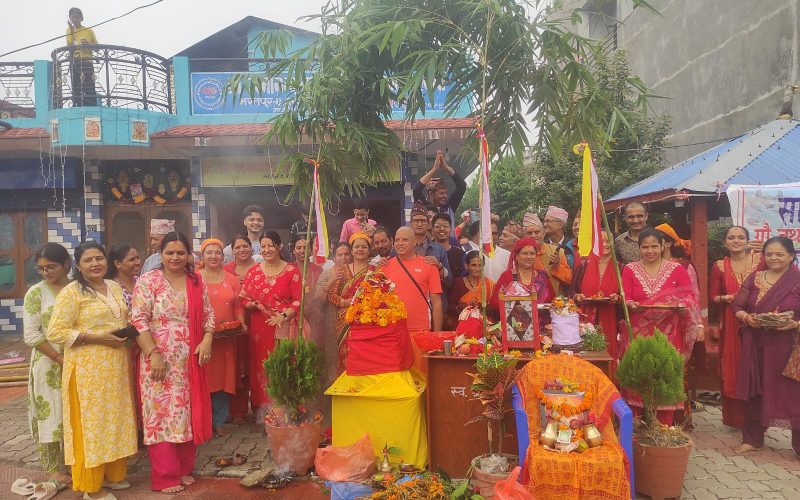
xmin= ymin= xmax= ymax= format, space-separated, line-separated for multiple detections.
xmin=0 ymin=127 xmax=49 ymax=139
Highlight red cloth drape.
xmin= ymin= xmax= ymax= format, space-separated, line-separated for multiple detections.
xmin=186 ymin=274 xmax=212 ymax=445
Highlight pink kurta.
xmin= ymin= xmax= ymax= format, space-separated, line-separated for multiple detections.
xmin=206 ymin=272 xmax=243 ymax=395
xmin=131 ymin=270 xmax=214 ymax=445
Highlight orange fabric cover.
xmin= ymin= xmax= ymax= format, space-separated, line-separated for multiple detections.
xmin=516 ymin=354 xmax=630 ymax=500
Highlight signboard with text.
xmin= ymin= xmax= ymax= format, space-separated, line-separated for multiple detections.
xmin=726 ymin=183 xmax=800 ymax=248
xmin=191 ymin=71 xmax=456 ymax=116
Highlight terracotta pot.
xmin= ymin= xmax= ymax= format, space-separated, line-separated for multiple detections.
xmin=264 ymin=412 xmax=323 ymax=475
xmin=633 ymin=438 xmax=693 ymax=499
xmin=471 ymin=454 xmax=519 ymax=499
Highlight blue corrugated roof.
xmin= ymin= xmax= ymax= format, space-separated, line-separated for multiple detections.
xmin=608 ymin=119 xmax=800 ymax=201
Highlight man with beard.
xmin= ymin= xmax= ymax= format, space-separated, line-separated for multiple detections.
xmin=223 ymin=205 xmax=265 ymax=264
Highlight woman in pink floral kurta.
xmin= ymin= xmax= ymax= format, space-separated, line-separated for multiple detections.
xmin=131 ymin=233 xmax=214 ymax=493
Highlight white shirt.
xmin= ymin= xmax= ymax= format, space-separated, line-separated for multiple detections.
xmin=222 ymin=240 xmax=262 ymax=264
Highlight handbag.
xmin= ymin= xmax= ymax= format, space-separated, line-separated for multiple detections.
xmin=782 ymin=332 xmax=800 ymax=382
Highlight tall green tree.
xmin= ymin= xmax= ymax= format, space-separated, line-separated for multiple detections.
xmin=459 ymin=156 xmax=535 ymax=223
xmin=228 ymin=0 xmax=659 ymax=202
xmin=525 ymin=50 xmax=671 ymax=215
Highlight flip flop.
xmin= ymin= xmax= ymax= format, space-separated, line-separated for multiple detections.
xmin=104 ymin=480 xmax=130 ymax=490
xmin=11 ymin=477 xmax=36 ymax=495
xmin=40 ymin=480 xmax=67 ymax=492
xmin=26 ymin=482 xmax=57 ymax=500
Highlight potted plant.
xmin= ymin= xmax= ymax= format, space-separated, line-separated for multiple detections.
xmin=263 ymin=336 xmax=324 ymax=475
xmin=466 ymin=350 xmax=520 ymax=498
xmin=615 ymin=330 xmax=692 ymax=498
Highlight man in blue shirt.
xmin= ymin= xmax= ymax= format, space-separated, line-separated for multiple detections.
xmin=409 ymin=202 xmax=452 ymax=291
xmin=412 ymin=150 xmax=467 ymax=233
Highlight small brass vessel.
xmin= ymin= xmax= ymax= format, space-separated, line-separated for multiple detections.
xmin=540 ymin=420 xmax=559 ymax=447
xmin=583 ymin=423 xmax=603 ymax=448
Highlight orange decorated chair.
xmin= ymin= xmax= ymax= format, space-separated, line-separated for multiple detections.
xmin=512 ymin=354 xmax=634 ymax=499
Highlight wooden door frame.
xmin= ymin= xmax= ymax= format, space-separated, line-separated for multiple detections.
xmin=105 ymin=203 xmax=192 ymax=258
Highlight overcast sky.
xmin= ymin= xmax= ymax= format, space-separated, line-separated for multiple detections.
xmin=3 ymin=0 xmax=328 ymax=61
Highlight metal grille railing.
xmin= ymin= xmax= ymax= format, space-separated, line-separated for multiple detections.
xmin=51 ymin=44 xmax=173 ymax=113
xmin=0 ymin=62 xmax=36 ymax=118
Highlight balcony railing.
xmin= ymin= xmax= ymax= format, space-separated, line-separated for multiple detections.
xmin=0 ymin=62 xmax=36 ymax=118
xmin=51 ymin=44 xmax=173 ymax=113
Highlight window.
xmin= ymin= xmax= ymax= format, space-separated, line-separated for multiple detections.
xmin=0 ymin=211 xmax=46 ymax=298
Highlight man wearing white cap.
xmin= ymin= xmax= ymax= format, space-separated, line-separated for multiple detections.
xmin=523 ymin=211 xmax=572 ymax=295
xmin=141 ymin=219 xmax=175 ymax=273
xmin=543 ymin=205 xmax=578 ymax=269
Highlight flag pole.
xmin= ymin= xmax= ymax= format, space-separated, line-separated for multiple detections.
xmin=298 ymin=152 xmax=323 ymax=339
xmin=598 ymin=193 xmax=634 ymax=343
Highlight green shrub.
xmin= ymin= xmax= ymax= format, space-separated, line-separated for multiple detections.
xmin=616 ymin=330 xmax=685 ymax=430
xmin=263 ymin=337 xmax=324 ymax=425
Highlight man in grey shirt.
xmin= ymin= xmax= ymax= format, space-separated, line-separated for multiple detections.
xmin=141 ymin=219 xmax=175 ymax=273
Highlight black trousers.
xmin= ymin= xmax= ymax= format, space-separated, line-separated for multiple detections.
xmin=70 ymin=58 xmax=97 ymax=107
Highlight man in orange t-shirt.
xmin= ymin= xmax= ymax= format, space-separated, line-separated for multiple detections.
xmin=384 ymin=227 xmax=443 ymax=373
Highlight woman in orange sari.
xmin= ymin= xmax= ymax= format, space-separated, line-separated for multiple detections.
xmin=572 ymin=231 xmax=621 ymax=359
xmin=199 ymin=238 xmax=245 ymax=436
xmin=448 ymin=250 xmax=494 ymax=317
xmin=710 ymin=226 xmax=759 ymax=429
xmin=328 ymin=232 xmax=375 ymax=374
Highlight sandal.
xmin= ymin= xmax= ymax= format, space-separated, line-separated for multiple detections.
xmin=27 ymin=482 xmax=58 ymax=500
xmin=11 ymin=477 xmax=36 ymax=496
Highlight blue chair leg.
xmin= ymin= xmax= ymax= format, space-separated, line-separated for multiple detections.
xmin=511 ymin=384 xmax=529 ymax=481
xmin=612 ymin=397 xmax=635 ymax=499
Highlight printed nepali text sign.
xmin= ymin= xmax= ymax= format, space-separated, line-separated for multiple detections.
xmin=191 ymin=71 xmax=453 ymax=116
xmin=726 ymin=183 xmax=800 ymax=248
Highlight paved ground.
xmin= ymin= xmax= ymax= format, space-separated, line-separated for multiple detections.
xmin=1 ymin=335 xmax=799 ymax=499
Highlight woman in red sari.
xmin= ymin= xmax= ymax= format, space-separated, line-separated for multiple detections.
xmin=732 ymin=236 xmax=800 ymax=455
xmin=240 ymin=231 xmax=302 ymax=414
xmin=621 ymin=228 xmax=702 ymax=425
xmin=710 ymin=226 xmax=759 ymax=429
xmin=490 ymin=238 xmax=554 ymax=325
xmin=328 ymin=232 xmax=375 ymax=374
xmin=222 ymin=234 xmax=258 ymax=419
xmin=572 ymin=231 xmax=621 ymax=359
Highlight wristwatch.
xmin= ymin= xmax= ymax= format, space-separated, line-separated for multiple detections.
xmin=281 ymin=312 xmax=288 ymax=319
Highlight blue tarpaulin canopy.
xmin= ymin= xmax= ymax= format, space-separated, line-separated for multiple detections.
xmin=608 ymin=118 xmax=800 ymax=205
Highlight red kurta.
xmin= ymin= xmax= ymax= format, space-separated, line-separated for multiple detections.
xmin=710 ymin=256 xmax=758 ymax=428
xmin=572 ymin=256 xmax=620 ymax=359
xmin=206 ymin=272 xmax=243 ymax=395
xmin=240 ymin=263 xmax=302 ymax=409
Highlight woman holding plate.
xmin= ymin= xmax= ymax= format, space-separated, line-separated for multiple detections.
xmin=620 ymin=228 xmax=702 ymax=425
xmin=199 ymin=238 xmax=245 ymax=436
xmin=710 ymin=226 xmax=759 ymax=429
xmin=732 ymin=236 xmax=800 ymax=455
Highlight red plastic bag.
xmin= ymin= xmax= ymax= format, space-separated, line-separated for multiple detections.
xmin=346 ymin=320 xmax=412 ymax=375
xmin=314 ymin=434 xmax=377 ymax=482
xmin=494 ymin=466 xmax=534 ymax=500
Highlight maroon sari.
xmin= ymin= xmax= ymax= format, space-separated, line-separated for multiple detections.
xmin=732 ymin=266 xmax=800 ymax=430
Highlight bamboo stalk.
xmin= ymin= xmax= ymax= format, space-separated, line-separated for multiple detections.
xmin=0 ymin=375 xmax=28 ymax=382
xmin=0 ymin=363 xmax=29 ymax=370
xmin=0 ymin=381 xmax=28 ymax=387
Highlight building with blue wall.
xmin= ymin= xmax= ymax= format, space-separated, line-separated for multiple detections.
xmin=0 ymin=16 xmax=474 ymax=335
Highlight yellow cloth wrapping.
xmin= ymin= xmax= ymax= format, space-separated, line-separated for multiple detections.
xmin=325 ymin=369 xmax=428 ymax=469
xmin=516 ymin=354 xmax=630 ymax=500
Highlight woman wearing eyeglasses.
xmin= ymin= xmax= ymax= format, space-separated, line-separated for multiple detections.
xmin=23 ymin=243 xmax=73 ymax=486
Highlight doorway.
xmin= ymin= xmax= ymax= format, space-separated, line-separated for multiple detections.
xmin=105 ymin=203 xmax=192 ymax=258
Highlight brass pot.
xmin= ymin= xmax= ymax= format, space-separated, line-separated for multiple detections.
xmin=583 ymin=423 xmax=603 ymax=448
xmin=540 ymin=420 xmax=558 ymax=447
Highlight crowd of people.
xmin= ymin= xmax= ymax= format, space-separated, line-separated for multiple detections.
xmin=19 ymin=152 xmax=800 ymax=498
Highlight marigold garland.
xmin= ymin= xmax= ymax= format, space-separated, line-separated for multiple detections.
xmin=345 ymin=271 xmax=408 ymax=327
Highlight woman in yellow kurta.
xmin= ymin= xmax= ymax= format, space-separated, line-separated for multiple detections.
xmin=47 ymin=241 xmax=138 ymax=500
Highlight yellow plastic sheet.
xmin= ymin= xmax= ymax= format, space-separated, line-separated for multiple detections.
xmin=325 ymin=369 xmax=428 ymax=468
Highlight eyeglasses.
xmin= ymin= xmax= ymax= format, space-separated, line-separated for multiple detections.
xmin=35 ymin=264 xmax=61 ymax=273
xmin=411 ymin=218 xmax=428 ymax=224
xmin=433 ymin=224 xmax=450 ymax=230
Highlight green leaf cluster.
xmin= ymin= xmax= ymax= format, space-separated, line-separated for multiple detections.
xmin=465 ymin=352 xmax=518 ymax=455
xmin=263 ymin=337 xmax=325 ymax=425
xmin=581 ymin=327 xmax=607 ymax=352
xmin=616 ymin=330 xmax=685 ymax=429
xmin=227 ymin=0 xmax=659 ymax=202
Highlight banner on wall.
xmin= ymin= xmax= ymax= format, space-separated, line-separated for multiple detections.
xmin=191 ymin=71 xmax=453 ymax=116
xmin=726 ymin=182 xmax=800 ymax=248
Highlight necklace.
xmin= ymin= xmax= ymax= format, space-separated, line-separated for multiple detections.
xmin=643 ymin=259 xmax=663 ymax=277
xmin=466 ymin=275 xmax=479 ymax=289
xmin=262 ymin=261 xmax=285 ymax=276
xmin=93 ymin=281 xmax=122 ymax=319
xmin=763 ymin=270 xmax=782 ymax=285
